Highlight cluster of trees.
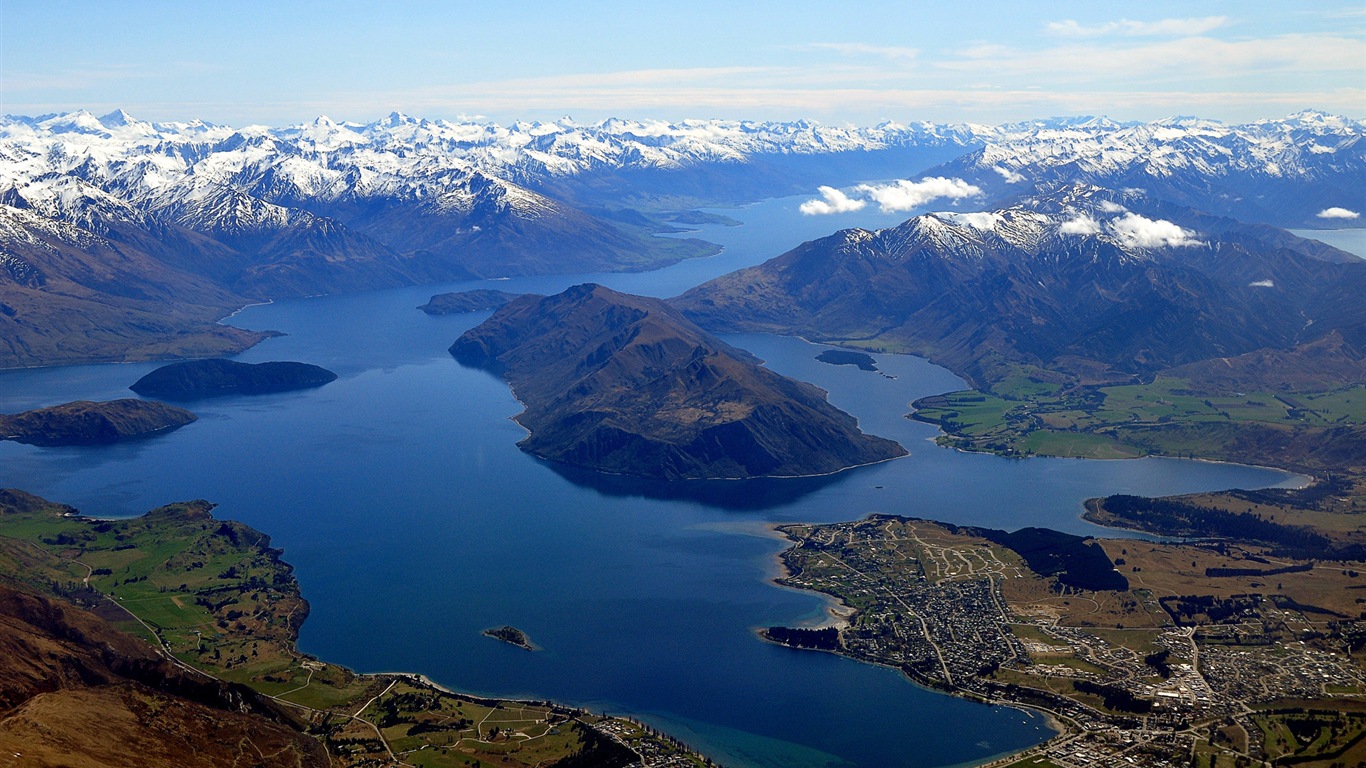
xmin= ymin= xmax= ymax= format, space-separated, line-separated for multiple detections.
xmin=1205 ymin=562 xmax=1313 ymax=578
xmin=1159 ymin=594 xmax=1262 ymax=625
xmin=1230 ymin=475 xmax=1352 ymax=512
xmin=551 ymin=726 xmax=638 ymax=768
xmin=965 ymin=525 xmax=1129 ymax=591
xmin=1144 ymin=649 xmax=1173 ymax=678
xmin=1073 ymin=680 xmax=1154 ymax=714
xmin=763 ymin=626 xmax=840 ymax=650
xmin=1101 ymin=495 xmax=1334 ymax=556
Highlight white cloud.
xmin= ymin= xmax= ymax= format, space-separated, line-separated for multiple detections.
xmin=993 ymin=166 xmax=1024 ymax=184
xmin=855 ymin=177 xmax=981 ymax=213
xmin=1046 ymin=16 xmax=1228 ymax=38
xmin=1059 ymin=214 xmax=1101 ymax=235
xmin=1317 ymin=207 xmax=1360 ymax=219
xmin=800 ymin=177 xmax=982 ymax=215
xmin=1097 ymin=200 xmax=1128 ymax=213
xmin=936 ymin=34 xmax=1364 ymax=86
xmin=1249 ymin=279 xmax=1275 ymax=288
xmin=799 ymin=186 xmax=867 ymax=215
xmin=941 ymin=211 xmax=1000 ymax=230
xmin=1107 ymin=212 xmax=1202 ymax=248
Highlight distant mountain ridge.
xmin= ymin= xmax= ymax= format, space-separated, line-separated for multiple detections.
xmin=4 ymin=109 xmax=1358 ymax=223
xmin=1 ymin=108 xmax=1359 ymax=369
xmin=928 ymin=111 xmax=1365 ymax=227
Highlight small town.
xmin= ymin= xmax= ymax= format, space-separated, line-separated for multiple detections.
xmin=773 ymin=516 xmax=1366 ymax=767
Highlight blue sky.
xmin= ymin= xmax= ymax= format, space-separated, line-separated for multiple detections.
xmin=2 ymin=0 xmax=1362 ymax=125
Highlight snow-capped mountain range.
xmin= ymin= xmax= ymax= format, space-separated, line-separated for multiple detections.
xmin=0 ymin=109 xmax=1358 ymax=265
xmin=3 ymin=109 xmax=1359 ymax=217
xmin=934 ymin=111 xmax=1363 ymax=226
xmin=0 ymin=108 xmax=1360 ymax=369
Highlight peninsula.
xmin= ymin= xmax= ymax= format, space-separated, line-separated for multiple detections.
xmin=769 ymin=513 xmax=1366 ymax=767
xmin=450 ymin=283 xmax=906 ymax=480
xmin=130 ymin=359 xmax=338 ymax=400
xmin=0 ymin=399 xmax=196 ymax=446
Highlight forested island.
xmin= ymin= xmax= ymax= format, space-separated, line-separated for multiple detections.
xmin=130 ymin=359 xmax=338 ymax=399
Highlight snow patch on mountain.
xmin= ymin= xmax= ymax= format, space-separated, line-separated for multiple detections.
xmin=954 ymin=110 xmax=1364 ymax=192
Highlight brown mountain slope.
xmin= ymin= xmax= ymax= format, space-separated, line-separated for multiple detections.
xmin=0 ymin=584 xmax=326 ymax=768
xmin=450 ymin=283 xmax=905 ymax=480
xmin=0 ymin=205 xmax=267 ymax=368
xmin=1161 ymin=330 xmax=1366 ymax=392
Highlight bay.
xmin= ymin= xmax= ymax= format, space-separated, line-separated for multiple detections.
xmin=0 ymin=195 xmax=1297 ymax=768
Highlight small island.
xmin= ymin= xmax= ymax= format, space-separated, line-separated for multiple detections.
xmin=815 ymin=349 xmax=879 ymax=372
xmin=0 ymin=399 xmax=196 ymax=446
xmin=482 ymin=625 xmax=535 ymax=651
xmin=130 ymin=359 xmax=337 ymax=400
xmin=418 ymin=289 xmax=524 ymax=315
xmin=450 ymin=283 xmax=906 ymax=480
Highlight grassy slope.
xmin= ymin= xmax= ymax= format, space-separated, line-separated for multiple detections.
xmin=912 ymin=374 xmax=1366 ymax=522
xmin=913 ymin=377 xmax=1365 ymax=462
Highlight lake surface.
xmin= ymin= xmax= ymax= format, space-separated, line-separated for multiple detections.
xmin=0 ymin=195 xmax=1297 ymax=768
xmin=1291 ymin=228 xmax=1366 ymax=259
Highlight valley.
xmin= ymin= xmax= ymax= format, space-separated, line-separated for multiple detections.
xmin=5 ymin=2 xmax=1364 ymax=765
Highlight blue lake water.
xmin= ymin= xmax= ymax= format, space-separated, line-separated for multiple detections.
xmin=0 ymin=195 xmax=1298 ymax=768
xmin=1291 ymin=228 xmax=1366 ymax=259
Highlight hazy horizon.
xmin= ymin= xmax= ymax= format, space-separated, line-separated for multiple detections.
xmin=3 ymin=1 xmax=1361 ymax=126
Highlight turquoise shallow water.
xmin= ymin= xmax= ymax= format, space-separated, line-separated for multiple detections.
xmin=0 ymin=196 xmax=1297 ymax=768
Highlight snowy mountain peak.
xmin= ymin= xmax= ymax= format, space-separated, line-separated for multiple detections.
xmin=379 ymin=111 xmax=417 ymax=127
xmin=872 ymin=184 xmax=1209 ymax=266
xmin=36 ymin=110 xmax=109 ymax=137
xmin=99 ymin=109 xmax=139 ymax=127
